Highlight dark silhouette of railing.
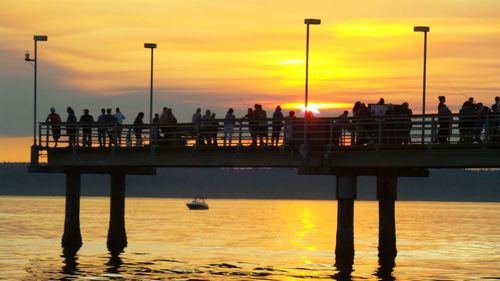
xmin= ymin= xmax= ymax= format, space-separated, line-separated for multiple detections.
xmin=37 ymin=113 xmax=500 ymax=151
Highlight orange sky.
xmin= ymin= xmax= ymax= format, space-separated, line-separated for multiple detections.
xmin=1 ymin=0 xmax=500 ymax=161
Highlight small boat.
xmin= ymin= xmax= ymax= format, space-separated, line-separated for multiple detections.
xmin=186 ymin=197 xmax=209 ymax=210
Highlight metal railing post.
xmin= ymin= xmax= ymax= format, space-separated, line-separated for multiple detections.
xmin=38 ymin=124 xmax=42 ymax=147
xmin=114 ymin=123 xmax=118 ymax=148
xmin=431 ymin=116 xmax=436 ymax=144
xmin=46 ymin=124 xmax=49 ymax=147
xmin=421 ymin=115 xmax=425 ymax=144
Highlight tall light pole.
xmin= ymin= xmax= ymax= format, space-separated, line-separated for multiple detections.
xmin=144 ymin=43 xmax=157 ymax=124
xmin=414 ymin=26 xmax=429 ymax=144
xmin=304 ymin=18 xmax=321 ymax=145
xmin=25 ymin=35 xmax=48 ymax=146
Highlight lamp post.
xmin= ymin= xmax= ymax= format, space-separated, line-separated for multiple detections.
xmin=25 ymin=35 xmax=48 ymax=146
xmin=304 ymin=18 xmax=321 ymax=145
xmin=414 ymin=26 xmax=429 ymax=144
xmin=144 ymin=43 xmax=157 ymax=124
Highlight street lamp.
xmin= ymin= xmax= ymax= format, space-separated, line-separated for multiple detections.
xmin=304 ymin=18 xmax=321 ymax=145
xmin=25 ymin=35 xmax=48 ymax=147
xmin=414 ymin=26 xmax=429 ymax=144
xmin=144 ymin=43 xmax=157 ymax=124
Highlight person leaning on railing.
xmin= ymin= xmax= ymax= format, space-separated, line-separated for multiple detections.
xmin=240 ymin=108 xmax=257 ymax=146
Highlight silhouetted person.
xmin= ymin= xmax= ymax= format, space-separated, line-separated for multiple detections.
xmin=284 ymin=110 xmax=296 ymax=147
xmin=334 ymin=111 xmax=349 ymax=146
xmin=492 ymin=96 xmax=500 ymax=113
xmin=192 ymin=108 xmax=202 ymax=145
xmin=79 ymin=109 xmax=94 ymax=147
xmin=377 ymin=98 xmax=385 ymax=105
xmin=45 ymin=107 xmax=61 ymax=147
xmin=459 ymin=101 xmax=474 ymax=143
xmin=241 ymin=108 xmax=256 ymax=146
xmin=104 ymin=108 xmax=117 ymax=146
xmin=151 ymin=113 xmax=160 ymax=145
xmin=166 ymin=108 xmax=178 ymax=145
xmin=254 ymin=104 xmax=268 ymax=146
xmin=201 ymin=110 xmax=212 ymax=145
xmin=354 ymin=103 xmax=371 ymax=145
xmin=397 ymin=102 xmax=413 ymax=144
xmin=490 ymin=96 xmax=500 ymax=143
xmin=209 ymin=112 xmax=218 ymax=146
xmin=351 ymin=101 xmax=362 ymax=145
xmin=66 ymin=107 xmax=77 ymax=147
xmin=223 ymin=108 xmax=236 ymax=146
xmin=97 ymin=108 xmax=106 ymax=147
xmin=159 ymin=107 xmax=169 ymax=138
xmin=305 ymin=110 xmax=321 ymax=147
xmin=114 ymin=108 xmax=125 ymax=145
xmin=271 ymin=105 xmax=284 ymax=146
xmin=437 ymin=96 xmax=452 ymax=144
xmin=474 ymin=103 xmax=488 ymax=143
xmin=133 ymin=112 xmax=144 ymax=147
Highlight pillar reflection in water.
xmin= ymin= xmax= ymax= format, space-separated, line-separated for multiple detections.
xmin=376 ymin=258 xmax=396 ymax=281
xmin=61 ymin=246 xmax=80 ymax=275
xmin=106 ymin=245 xmax=125 ymax=274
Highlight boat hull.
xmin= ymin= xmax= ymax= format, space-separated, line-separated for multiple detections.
xmin=186 ymin=203 xmax=209 ymax=210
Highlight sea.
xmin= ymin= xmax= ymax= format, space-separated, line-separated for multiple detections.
xmin=0 ymin=197 xmax=499 ymax=280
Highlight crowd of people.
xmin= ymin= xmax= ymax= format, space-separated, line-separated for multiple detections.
xmin=43 ymin=95 xmax=500 ymax=148
xmin=438 ymin=96 xmax=500 ymax=144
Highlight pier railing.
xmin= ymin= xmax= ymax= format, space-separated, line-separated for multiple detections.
xmin=37 ymin=113 xmax=500 ymax=151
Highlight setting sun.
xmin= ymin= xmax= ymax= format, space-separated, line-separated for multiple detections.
xmin=283 ymin=102 xmax=352 ymax=114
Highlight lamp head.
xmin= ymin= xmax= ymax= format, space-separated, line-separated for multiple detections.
xmin=304 ymin=19 xmax=321 ymax=25
xmin=413 ymin=26 xmax=430 ymax=32
xmin=34 ymin=35 xmax=48 ymax=41
xmin=144 ymin=43 xmax=157 ymax=49
xmin=25 ymin=51 xmax=31 ymax=61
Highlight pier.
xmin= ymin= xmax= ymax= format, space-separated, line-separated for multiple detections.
xmin=29 ymin=113 xmax=500 ymax=266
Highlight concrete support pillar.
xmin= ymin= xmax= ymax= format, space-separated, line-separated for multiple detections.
xmin=62 ymin=172 xmax=82 ymax=248
xmin=377 ymin=173 xmax=398 ymax=261
xmin=335 ymin=175 xmax=357 ymax=268
xmin=107 ymin=173 xmax=127 ymax=249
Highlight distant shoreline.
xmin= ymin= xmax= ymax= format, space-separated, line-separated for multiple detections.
xmin=2 ymin=163 xmax=500 ymax=203
xmin=1 ymin=194 xmax=500 ymax=204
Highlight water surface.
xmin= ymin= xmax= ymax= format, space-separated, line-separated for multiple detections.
xmin=0 ymin=197 xmax=499 ymax=280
